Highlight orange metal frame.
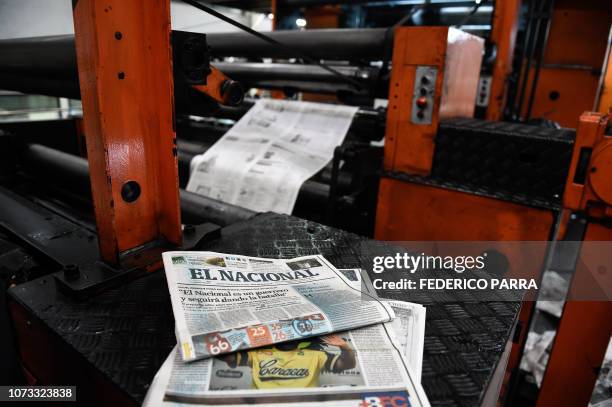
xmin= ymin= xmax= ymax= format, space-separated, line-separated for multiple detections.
xmin=595 ymin=25 xmax=612 ymax=114
xmin=73 ymin=0 xmax=182 ymax=265
xmin=384 ymin=27 xmax=483 ymax=175
xmin=376 ymin=183 xmax=555 ymax=405
xmin=385 ymin=28 xmax=447 ymax=175
xmin=486 ymin=0 xmax=521 ymax=121
xmin=376 ymin=26 xmax=562 ymax=404
xmin=517 ymin=0 xmax=612 ymax=128
xmin=536 ymin=223 xmax=612 ymax=407
xmin=563 ymin=112 xmax=612 ymax=217
xmin=536 ymin=112 xmax=612 ymax=406
xmin=376 ymin=179 xmax=555 ymax=242
xmin=376 ymin=13 xmax=612 ymax=406
xmin=376 ymin=26 xmax=550 ymax=250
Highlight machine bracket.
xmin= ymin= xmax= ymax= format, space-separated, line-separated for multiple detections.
xmin=54 ymin=222 xmax=221 ymax=300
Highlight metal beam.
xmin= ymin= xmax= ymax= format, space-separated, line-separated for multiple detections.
xmin=72 ymin=0 xmax=181 ymax=264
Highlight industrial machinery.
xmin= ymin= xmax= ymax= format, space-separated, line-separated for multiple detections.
xmin=374 ymin=17 xmax=612 ymax=407
xmin=261 ymin=0 xmax=611 ymax=127
xmin=0 ymin=26 xmax=395 ymax=237
xmin=0 ymin=0 xmax=610 ymax=406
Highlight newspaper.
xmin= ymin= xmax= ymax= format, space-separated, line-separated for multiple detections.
xmin=339 ymin=268 xmax=426 ymax=381
xmin=186 ymin=99 xmax=358 ymax=214
xmin=143 ymin=302 xmax=429 ymax=407
xmin=336 ymin=268 xmax=376 ymax=295
xmin=163 ymin=252 xmax=395 ymax=362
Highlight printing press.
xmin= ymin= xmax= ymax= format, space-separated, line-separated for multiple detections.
xmin=0 ymin=1 xmax=610 ymax=406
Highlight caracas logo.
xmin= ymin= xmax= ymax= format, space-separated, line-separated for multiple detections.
xmin=258 ymin=359 xmax=310 ymax=381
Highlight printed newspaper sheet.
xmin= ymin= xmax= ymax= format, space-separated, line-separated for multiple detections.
xmin=162 ymin=252 xmax=395 ymax=362
xmin=338 ymin=268 xmax=426 ymax=381
xmin=186 ymin=99 xmax=358 ymax=214
xmin=143 ymin=299 xmax=428 ymax=407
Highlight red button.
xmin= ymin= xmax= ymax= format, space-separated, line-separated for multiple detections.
xmin=416 ymin=96 xmax=428 ymax=108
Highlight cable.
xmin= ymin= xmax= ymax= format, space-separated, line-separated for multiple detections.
xmin=381 ymin=3 xmax=427 ymax=74
xmin=455 ymin=0 xmax=489 ymax=29
xmin=393 ymin=4 xmax=424 ymax=29
xmin=180 ymin=0 xmax=364 ymax=90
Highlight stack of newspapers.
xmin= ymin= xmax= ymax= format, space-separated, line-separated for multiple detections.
xmin=144 ymin=251 xmax=430 ymax=407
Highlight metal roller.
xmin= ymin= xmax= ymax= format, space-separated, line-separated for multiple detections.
xmin=206 ymin=28 xmax=389 ymax=60
xmin=213 ymin=62 xmax=386 ymax=96
xmin=0 ymin=35 xmax=77 ymax=79
xmin=210 ymin=99 xmax=386 ymax=142
xmin=18 ymin=143 xmax=337 ymax=225
xmin=0 ymin=30 xmax=388 ymax=99
xmin=19 ymin=144 xmax=255 ymax=226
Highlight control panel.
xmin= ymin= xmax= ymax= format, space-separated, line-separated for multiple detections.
xmin=476 ymin=75 xmax=492 ymax=107
xmin=411 ymin=66 xmax=438 ymax=125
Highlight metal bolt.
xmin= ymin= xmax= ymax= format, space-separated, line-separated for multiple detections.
xmin=63 ymin=264 xmax=80 ymax=281
xmin=117 ymin=71 xmax=125 ymax=80
xmin=220 ymin=80 xmax=244 ymax=106
xmin=114 ymin=31 xmax=122 ymax=40
xmin=121 ymin=180 xmax=141 ymax=203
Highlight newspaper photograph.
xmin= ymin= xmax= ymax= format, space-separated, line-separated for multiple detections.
xmin=143 ymin=304 xmax=429 ymax=407
xmin=162 ymin=252 xmax=395 ymax=362
xmin=186 ymin=99 xmax=358 ymax=214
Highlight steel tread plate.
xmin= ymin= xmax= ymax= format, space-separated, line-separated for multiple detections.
xmin=9 ymin=213 xmax=520 ymax=406
xmin=431 ymin=119 xmax=575 ymax=208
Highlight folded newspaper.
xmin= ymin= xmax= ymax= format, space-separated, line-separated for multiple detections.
xmin=339 ymin=269 xmax=426 ymax=383
xmin=144 ymin=274 xmax=428 ymax=407
xmin=162 ymin=252 xmax=395 ymax=362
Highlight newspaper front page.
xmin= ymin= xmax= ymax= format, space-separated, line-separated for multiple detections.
xmin=186 ymin=99 xmax=358 ymax=214
xmin=143 ymin=301 xmax=429 ymax=407
xmin=163 ymin=252 xmax=395 ymax=362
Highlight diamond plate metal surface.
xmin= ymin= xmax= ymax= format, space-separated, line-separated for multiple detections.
xmin=10 ymin=213 xmax=520 ymax=406
xmin=429 ymin=118 xmax=575 ymax=209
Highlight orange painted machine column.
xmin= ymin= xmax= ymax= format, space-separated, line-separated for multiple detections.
xmin=595 ymin=25 xmax=612 ymax=114
xmin=384 ymin=27 xmax=483 ymax=175
xmin=72 ymin=0 xmax=182 ymax=265
xmin=537 ymin=112 xmax=612 ymax=406
xmin=486 ymin=0 xmax=521 ymax=121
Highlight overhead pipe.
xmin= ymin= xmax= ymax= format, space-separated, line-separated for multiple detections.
xmin=0 ymin=31 xmax=388 ymax=99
